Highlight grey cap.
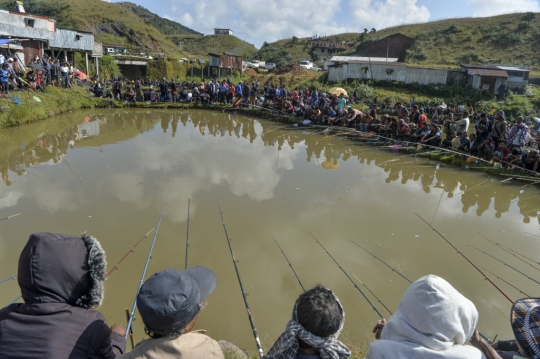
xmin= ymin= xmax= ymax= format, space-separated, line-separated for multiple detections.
xmin=137 ymin=267 xmax=217 ymax=335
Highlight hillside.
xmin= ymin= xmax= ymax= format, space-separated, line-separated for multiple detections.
xmin=257 ymin=12 xmax=540 ymax=71
xmin=0 ymin=0 xmax=185 ymax=58
xmin=170 ymin=34 xmax=258 ymax=59
xmin=117 ymin=2 xmax=201 ymax=36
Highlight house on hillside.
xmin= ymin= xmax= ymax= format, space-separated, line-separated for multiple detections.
xmin=214 ymin=28 xmax=233 ymax=35
xmin=309 ymin=36 xmax=352 ymax=61
xmin=48 ymin=28 xmax=95 ymax=74
xmin=208 ymin=52 xmax=243 ymax=77
xmin=461 ymin=64 xmax=508 ymax=95
xmin=0 ymin=9 xmax=55 ymax=67
xmin=103 ymin=44 xmax=127 ymax=55
xmin=494 ymin=65 xmax=529 ymax=91
xmin=328 ymin=59 xmax=448 ymax=85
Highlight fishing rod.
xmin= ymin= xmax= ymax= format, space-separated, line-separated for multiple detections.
xmin=0 ymin=275 xmax=16 ymax=284
xmin=478 ymin=266 xmax=531 ymax=298
xmin=481 ymin=233 xmax=540 ymax=266
xmin=105 ymin=227 xmax=155 ymax=278
xmin=218 ymin=199 xmax=264 ymax=358
xmin=309 ymin=233 xmax=384 ymax=319
xmin=270 ymin=235 xmax=305 ymax=292
xmin=479 ymin=233 xmax=540 ymax=272
xmin=467 ymin=245 xmax=540 ymax=287
xmin=345 ymin=238 xmax=412 ymax=284
xmin=415 ymin=213 xmax=513 ymax=303
xmin=0 ymin=212 xmax=23 ymax=222
xmin=125 ymin=189 xmax=171 ymax=340
xmin=351 ymin=272 xmax=393 ymax=316
xmin=185 ymin=187 xmax=191 ymax=270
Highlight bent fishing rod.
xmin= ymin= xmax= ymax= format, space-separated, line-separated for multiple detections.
xmin=270 ymin=235 xmax=305 ymax=292
xmin=345 ymin=238 xmax=412 ymax=284
xmin=218 ymin=199 xmax=264 ymax=358
xmin=185 ymin=187 xmax=191 ymax=269
xmin=309 ymin=233 xmax=385 ymax=319
xmin=467 ymin=245 xmax=540 ymax=287
xmin=0 ymin=275 xmax=16 ymax=285
xmin=478 ymin=266 xmax=531 ymax=298
xmin=415 ymin=213 xmax=513 ymax=303
xmin=0 ymin=212 xmax=23 ymax=222
xmin=125 ymin=189 xmax=171 ymax=340
xmin=105 ymin=228 xmax=156 ymax=279
xmin=480 ymin=232 xmax=540 ymax=266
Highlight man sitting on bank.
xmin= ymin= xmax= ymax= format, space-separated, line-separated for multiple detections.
xmin=118 ymin=267 xmax=224 ymax=359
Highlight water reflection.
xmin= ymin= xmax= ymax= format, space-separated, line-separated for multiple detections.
xmin=1 ymin=111 xmax=540 ymax=224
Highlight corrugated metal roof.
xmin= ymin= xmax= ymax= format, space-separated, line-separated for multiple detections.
xmin=329 ymin=56 xmax=399 ymax=62
xmin=467 ymin=68 xmax=508 ymax=77
xmin=496 ymin=65 xmax=529 ymax=72
xmin=333 ymin=60 xmax=407 ymax=66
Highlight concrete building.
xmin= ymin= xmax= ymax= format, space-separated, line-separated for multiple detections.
xmin=103 ymin=44 xmax=127 ymax=55
xmin=0 ymin=9 xmax=56 ymax=65
xmin=214 ymin=28 xmax=233 ymax=35
xmin=48 ymin=28 xmax=95 ymax=74
xmin=328 ymin=60 xmax=448 ymax=86
xmin=461 ymin=64 xmax=508 ymax=95
xmin=309 ymin=36 xmax=351 ymax=61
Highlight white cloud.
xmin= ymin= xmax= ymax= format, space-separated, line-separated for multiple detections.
xmin=0 ymin=191 xmax=23 ymax=210
xmin=349 ymin=0 xmax=430 ymax=30
xmin=468 ymin=0 xmax=540 ymax=16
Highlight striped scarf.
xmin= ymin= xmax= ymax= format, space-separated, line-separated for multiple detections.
xmin=262 ymin=292 xmax=351 ymax=359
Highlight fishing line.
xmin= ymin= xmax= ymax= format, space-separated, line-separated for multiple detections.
xmin=479 ymin=233 xmax=540 ymax=272
xmin=478 ymin=266 xmax=531 ymax=298
xmin=415 ymin=213 xmax=514 ymax=303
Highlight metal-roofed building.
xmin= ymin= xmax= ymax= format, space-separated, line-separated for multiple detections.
xmin=493 ymin=65 xmax=529 ymax=91
xmin=324 ymin=56 xmax=399 ymax=70
xmin=461 ymin=64 xmax=508 ymax=95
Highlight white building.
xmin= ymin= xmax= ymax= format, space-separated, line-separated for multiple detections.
xmin=324 ymin=56 xmax=398 ymax=70
xmin=214 ymin=28 xmax=233 ymax=35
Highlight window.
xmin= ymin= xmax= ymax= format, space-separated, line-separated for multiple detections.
xmin=24 ymin=18 xmax=35 ymax=28
xmin=75 ymin=34 xmax=83 ymax=41
xmin=386 ymin=69 xmax=394 ymax=75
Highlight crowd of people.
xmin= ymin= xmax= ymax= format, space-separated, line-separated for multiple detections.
xmin=86 ymin=76 xmax=540 ymax=175
xmin=0 ymin=53 xmax=88 ymax=95
xmin=0 ymin=232 xmax=538 ymax=359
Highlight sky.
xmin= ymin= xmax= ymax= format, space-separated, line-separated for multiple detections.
xmin=109 ymin=0 xmax=540 ymax=48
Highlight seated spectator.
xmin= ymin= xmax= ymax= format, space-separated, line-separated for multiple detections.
xmin=396 ymin=118 xmax=410 ymax=140
xmin=458 ymin=133 xmax=473 ymax=153
xmin=504 ymin=148 xmax=523 ymax=169
xmin=477 ymin=137 xmax=495 ymax=161
xmin=263 ymin=285 xmax=350 ymax=359
xmin=420 ymin=123 xmax=441 ymax=148
xmin=411 ymin=122 xmax=430 ymax=143
xmin=523 ymin=149 xmax=539 ymax=172
xmin=118 ymin=267 xmax=224 ymax=359
xmin=366 ymin=275 xmax=483 ymax=359
xmin=441 ymin=130 xmax=457 ymax=149
xmin=470 ymin=297 xmax=540 ymax=359
xmin=492 ymin=141 xmax=510 ymax=163
xmin=0 ymin=232 xmax=126 ymax=358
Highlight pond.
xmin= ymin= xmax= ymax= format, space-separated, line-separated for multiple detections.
xmin=1 ymin=109 xmax=539 ymax=352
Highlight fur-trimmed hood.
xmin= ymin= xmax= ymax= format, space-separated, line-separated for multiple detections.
xmin=18 ymin=232 xmax=106 ymax=309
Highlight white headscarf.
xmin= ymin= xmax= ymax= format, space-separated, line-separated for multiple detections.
xmin=366 ymin=275 xmax=486 ymax=359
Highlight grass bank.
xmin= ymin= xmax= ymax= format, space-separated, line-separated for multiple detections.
xmin=0 ymin=86 xmax=95 ymax=129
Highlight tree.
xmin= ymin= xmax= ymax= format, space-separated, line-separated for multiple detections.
xmin=371 ymin=28 xmax=376 ymax=33
xmin=363 ymin=28 xmax=368 ymax=34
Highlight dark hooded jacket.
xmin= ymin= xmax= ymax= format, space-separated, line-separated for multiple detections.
xmin=0 ymin=232 xmax=126 ymax=359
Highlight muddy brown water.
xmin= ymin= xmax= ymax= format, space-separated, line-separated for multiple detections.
xmin=1 ymin=109 xmax=539 ymax=352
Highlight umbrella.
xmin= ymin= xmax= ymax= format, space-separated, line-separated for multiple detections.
xmin=74 ymin=71 xmax=88 ymax=80
xmin=321 ymin=159 xmax=340 ymax=170
xmin=328 ymin=87 xmax=348 ymax=96
xmin=27 ymin=63 xmax=46 ymax=72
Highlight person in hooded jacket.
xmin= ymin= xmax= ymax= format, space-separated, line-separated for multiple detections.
xmin=366 ymin=275 xmax=486 ymax=359
xmin=0 ymin=232 xmax=126 ymax=359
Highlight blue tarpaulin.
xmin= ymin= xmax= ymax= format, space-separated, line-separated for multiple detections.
xmin=0 ymin=39 xmax=14 ymax=46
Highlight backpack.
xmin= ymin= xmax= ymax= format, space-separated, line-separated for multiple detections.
xmin=50 ymin=65 xmax=58 ymax=76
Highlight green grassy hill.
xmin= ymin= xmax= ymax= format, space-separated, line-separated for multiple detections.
xmin=0 ymin=0 xmax=186 ymax=58
xmin=171 ymin=34 xmax=258 ymax=59
xmin=117 ymin=1 xmax=201 ymax=36
xmin=257 ymin=12 xmax=540 ymax=71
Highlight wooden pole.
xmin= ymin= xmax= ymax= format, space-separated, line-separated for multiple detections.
xmin=85 ymin=52 xmax=89 ymax=76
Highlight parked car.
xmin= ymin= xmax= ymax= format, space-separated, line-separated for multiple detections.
xmin=248 ymin=60 xmax=265 ymax=68
xmin=313 ymin=67 xmax=322 ymax=72
xmin=179 ymin=58 xmax=188 ymax=63
xmin=265 ymin=63 xmax=276 ymax=70
xmin=299 ymin=60 xmax=313 ymax=69
xmin=197 ymin=59 xmax=206 ymax=65
xmin=190 ymin=58 xmax=197 ymax=63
